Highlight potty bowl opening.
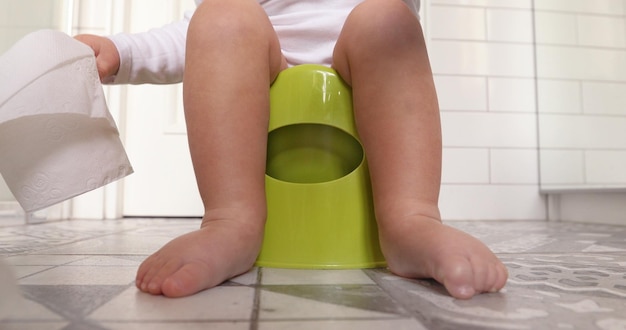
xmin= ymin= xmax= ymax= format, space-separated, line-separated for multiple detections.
xmin=266 ymin=123 xmax=363 ymax=184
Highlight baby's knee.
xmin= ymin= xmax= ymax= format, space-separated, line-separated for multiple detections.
xmin=189 ymin=0 xmax=273 ymax=40
xmin=343 ymin=0 xmax=422 ymax=48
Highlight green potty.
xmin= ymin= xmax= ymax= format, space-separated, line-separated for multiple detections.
xmin=257 ymin=64 xmax=386 ymax=269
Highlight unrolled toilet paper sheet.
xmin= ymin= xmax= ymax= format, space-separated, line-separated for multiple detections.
xmin=0 ymin=30 xmax=133 ymax=212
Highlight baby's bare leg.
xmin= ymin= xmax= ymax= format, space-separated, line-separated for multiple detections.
xmin=135 ymin=0 xmax=286 ymax=297
xmin=332 ymin=0 xmax=507 ymax=299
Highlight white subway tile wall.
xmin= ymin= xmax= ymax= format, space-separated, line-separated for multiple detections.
xmin=429 ymin=0 xmax=545 ymax=220
xmin=534 ymin=0 xmax=626 ymax=191
xmin=488 ymin=77 xmax=536 ymax=113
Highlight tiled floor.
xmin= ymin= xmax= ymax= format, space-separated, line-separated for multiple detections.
xmin=0 ymin=218 xmax=625 ymax=330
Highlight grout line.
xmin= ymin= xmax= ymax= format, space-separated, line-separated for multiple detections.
xmin=249 ymin=267 xmax=263 ymax=330
xmin=361 ymin=269 xmax=413 ymax=318
xmin=13 ymin=255 xmax=92 ymax=280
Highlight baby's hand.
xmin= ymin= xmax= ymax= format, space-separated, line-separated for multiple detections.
xmin=74 ymin=34 xmax=120 ymax=82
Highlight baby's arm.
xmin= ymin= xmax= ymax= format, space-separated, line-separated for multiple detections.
xmin=76 ymin=10 xmax=193 ymax=85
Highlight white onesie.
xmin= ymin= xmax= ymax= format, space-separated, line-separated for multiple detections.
xmin=108 ymin=0 xmax=420 ymax=85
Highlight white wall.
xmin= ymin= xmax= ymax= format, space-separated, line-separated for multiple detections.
xmin=69 ymin=0 xmax=114 ymax=36
xmin=0 ymin=0 xmax=64 ymax=203
xmin=0 ymin=0 xmax=64 ymax=53
xmin=549 ymin=192 xmax=626 ymax=225
xmin=425 ymin=0 xmax=626 ymax=224
xmin=427 ymin=0 xmax=546 ymax=220
xmin=535 ymin=0 xmax=626 ymax=190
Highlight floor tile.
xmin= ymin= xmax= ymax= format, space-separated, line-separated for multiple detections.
xmin=10 ymin=265 xmax=54 ymax=279
xmin=261 ymin=268 xmax=374 ymax=285
xmin=367 ymin=266 xmax=626 ymax=330
xmin=261 ymin=284 xmax=406 ymax=316
xmin=2 ymin=294 xmax=63 ymax=321
xmin=0 ymin=235 xmax=63 ymax=255
xmin=98 ymin=321 xmax=250 ymax=330
xmin=0 ymin=214 xmax=28 ymax=228
xmin=18 ymin=266 xmax=136 ymax=285
xmin=67 ymin=255 xmax=144 ymax=267
xmin=20 ymin=285 xmax=130 ymax=321
xmin=258 ymin=288 xmax=399 ymax=320
xmin=1 ymin=218 xmax=624 ymax=329
xmin=228 ymin=267 xmax=259 ymax=286
xmin=258 ymin=318 xmax=427 ymax=330
xmin=0 ymin=258 xmax=26 ymax=320
xmin=5 ymin=254 xmax=87 ymax=266
xmin=502 ymin=253 xmax=626 ymax=298
xmin=36 ymin=236 xmax=166 ymax=255
xmin=452 ymin=221 xmax=626 ymax=254
xmin=89 ymin=286 xmax=255 ymax=322
xmin=0 ymin=321 xmax=69 ymax=330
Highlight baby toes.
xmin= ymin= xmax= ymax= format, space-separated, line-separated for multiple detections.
xmin=438 ymin=255 xmax=477 ymax=299
xmin=161 ymin=262 xmax=214 ymax=298
xmin=491 ymin=262 xmax=509 ymax=293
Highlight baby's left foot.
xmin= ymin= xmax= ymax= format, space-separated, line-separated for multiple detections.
xmin=378 ymin=217 xmax=508 ymax=299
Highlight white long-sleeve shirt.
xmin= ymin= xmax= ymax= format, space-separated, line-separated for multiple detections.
xmin=108 ymin=0 xmax=420 ymax=85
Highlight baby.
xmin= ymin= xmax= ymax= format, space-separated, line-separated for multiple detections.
xmin=76 ymin=0 xmax=508 ymax=299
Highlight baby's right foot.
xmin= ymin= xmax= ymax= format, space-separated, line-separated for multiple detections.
xmin=136 ymin=217 xmax=264 ymax=297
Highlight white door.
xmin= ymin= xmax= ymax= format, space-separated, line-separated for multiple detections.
xmin=120 ymin=0 xmax=203 ymax=217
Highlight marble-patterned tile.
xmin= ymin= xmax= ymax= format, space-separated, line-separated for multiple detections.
xmin=7 ymin=223 xmax=108 ymax=241
xmin=502 ymin=254 xmax=626 ymax=299
xmin=451 ymin=221 xmax=626 ymax=254
xmin=448 ymin=220 xmax=552 ymax=247
xmin=89 ymin=286 xmax=255 ymax=322
xmin=367 ymin=267 xmax=626 ymax=330
xmin=368 ymin=270 xmax=547 ymax=329
xmin=20 ymin=285 xmax=130 ymax=322
xmin=261 ymin=268 xmax=374 ymax=285
xmin=0 ymin=219 xmax=193 ymax=256
xmin=0 ymin=234 xmax=69 ymax=255
xmin=0 ymin=221 xmax=134 ymax=256
xmin=258 ymin=318 xmax=427 ymax=330
xmin=19 ymin=266 xmax=136 ymax=285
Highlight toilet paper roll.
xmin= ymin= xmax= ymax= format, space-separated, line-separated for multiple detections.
xmin=0 ymin=30 xmax=133 ymax=212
